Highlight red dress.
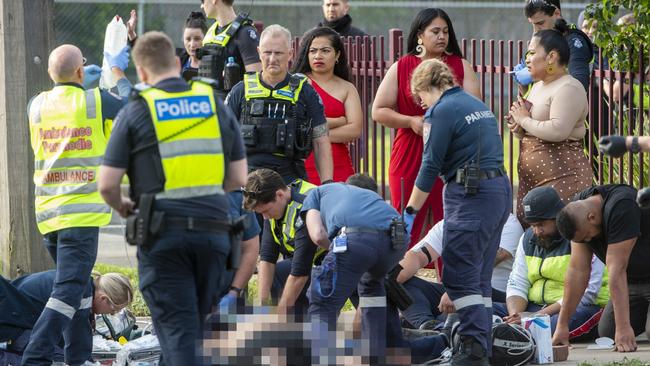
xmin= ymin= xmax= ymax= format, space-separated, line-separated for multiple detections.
xmin=305 ymin=80 xmax=355 ymax=185
xmin=390 ymin=54 xmax=465 ymax=250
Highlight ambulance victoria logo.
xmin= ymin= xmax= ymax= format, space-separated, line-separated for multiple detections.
xmin=155 ymin=96 xmax=213 ymax=121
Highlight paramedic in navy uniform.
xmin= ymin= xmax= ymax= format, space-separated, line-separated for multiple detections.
xmin=404 ymin=59 xmax=511 ymax=366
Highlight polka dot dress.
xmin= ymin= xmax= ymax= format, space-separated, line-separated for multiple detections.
xmin=516 ymin=136 xmax=593 ymax=227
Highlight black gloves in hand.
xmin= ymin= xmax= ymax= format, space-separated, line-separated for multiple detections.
xmin=598 ymin=135 xmax=628 ymax=157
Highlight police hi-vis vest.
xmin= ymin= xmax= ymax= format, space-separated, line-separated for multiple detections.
xmin=243 ymin=72 xmax=306 ymax=102
xmin=270 ymin=180 xmax=326 ymax=263
xmin=522 ymin=230 xmax=609 ymax=307
xmin=28 ymin=86 xmax=112 ymax=234
xmin=241 ymin=73 xmax=312 ymax=158
xmin=140 ymin=81 xmax=226 ymax=199
xmin=202 ymin=16 xmax=251 ymax=47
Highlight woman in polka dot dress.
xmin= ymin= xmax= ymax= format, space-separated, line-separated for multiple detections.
xmin=508 ymin=30 xmax=593 ymax=226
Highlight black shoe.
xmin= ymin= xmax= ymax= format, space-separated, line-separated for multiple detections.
xmin=400 ymin=316 xmax=416 ymax=329
xmin=450 ymin=336 xmax=489 ymax=366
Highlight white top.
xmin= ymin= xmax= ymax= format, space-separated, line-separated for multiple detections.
xmin=410 ymin=213 xmax=523 ymax=292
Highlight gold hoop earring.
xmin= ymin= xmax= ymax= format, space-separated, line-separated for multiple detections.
xmin=416 ymin=38 xmax=426 ymax=59
xmin=546 ymin=62 xmax=555 ymax=75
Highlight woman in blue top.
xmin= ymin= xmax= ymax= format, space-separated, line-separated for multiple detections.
xmin=403 ymin=59 xmax=512 ymax=365
xmin=0 ymin=271 xmax=133 ymax=365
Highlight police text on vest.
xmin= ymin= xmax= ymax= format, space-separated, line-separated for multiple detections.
xmin=155 ymin=96 xmax=213 ymax=121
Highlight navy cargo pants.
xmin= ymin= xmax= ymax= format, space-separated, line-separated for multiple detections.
xmin=138 ymin=229 xmax=230 ymax=366
xmin=441 ymin=176 xmax=511 ymax=355
xmin=309 ymin=231 xmax=405 ymax=364
xmin=22 ymin=227 xmax=98 ymax=366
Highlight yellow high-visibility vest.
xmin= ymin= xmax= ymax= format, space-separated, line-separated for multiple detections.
xmin=243 ymin=72 xmax=306 ymax=102
xmin=28 ymin=86 xmax=112 ymax=234
xmin=139 ymin=81 xmax=225 ymax=200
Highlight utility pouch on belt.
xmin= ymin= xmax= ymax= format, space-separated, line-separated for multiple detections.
xmin=227 ymin=215 xmax=247 ymax=270
xmin=384 ymin=264 xmax=414 ymax=311
xmin=125 ymin=193 xmax=164 ymax=249
xmin=456 ymin=163 xmax=480 ymax=196
xmin=390 ymin=218 xmax=407 ymax=250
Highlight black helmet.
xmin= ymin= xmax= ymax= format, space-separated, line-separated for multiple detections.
xmin=491 ymin=322 xmax=536 ymax=366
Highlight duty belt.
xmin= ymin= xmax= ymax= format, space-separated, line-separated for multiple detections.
xmin=344 ymin=227 xmax=390 ymax=236
xmin=454 ymin=166 xmax=506 ymax=184
xmin=164 ymin=216 xmax=232 ymax=233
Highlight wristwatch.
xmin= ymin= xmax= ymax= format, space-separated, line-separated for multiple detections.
xmin=229 ymin=286 xmax=243 ymax=296
xmin=405 ymin=206 xmax=419 ymax=215
xmin=630 ymin=136 xmax=641 ymax=153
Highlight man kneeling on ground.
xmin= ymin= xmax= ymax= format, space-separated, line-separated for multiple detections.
xmin=493 ymin=186 xmax=609 ymax=341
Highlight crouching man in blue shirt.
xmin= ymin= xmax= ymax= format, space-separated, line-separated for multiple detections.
xmin=302 ymin=174 xmax=447 ymax=364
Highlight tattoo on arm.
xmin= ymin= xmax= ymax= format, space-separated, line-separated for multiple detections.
xmin=312 ymin=123 xmax=329 ymax=138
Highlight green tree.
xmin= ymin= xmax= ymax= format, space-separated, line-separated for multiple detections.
xmin=586 ymin=0 xmax=650 ymax=71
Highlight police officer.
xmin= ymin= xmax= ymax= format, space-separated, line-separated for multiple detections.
xmin=22 ymin=44 xmax=127 ymax=366
xmin=301 ymin=174 xmax=412 ymax=363
xmin=226 ymin=24 xmax=334 ymax=184
xmin=242 ymin=168 xmax=323 ymax=314
xmin=98 ymin=31 xmax=247 ymax=365
xmin=200 ymin=0 xmax=262 ymax=97
xmin=404 ymin=59 xmax=511 ymax=366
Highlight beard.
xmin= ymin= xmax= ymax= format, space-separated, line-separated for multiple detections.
xmin=535 ymin=233 xmax=563 ymax=250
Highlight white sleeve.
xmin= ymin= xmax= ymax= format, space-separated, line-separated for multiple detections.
xmin=580 ymin=255 xmax=605 ymax=306
xmin=499 ymin=214 xmax=524 ymax=256
xmin=411 ymin=220 xmax=444 ymax=258
xmin=506 ymin=236 xmax=531 ymax=300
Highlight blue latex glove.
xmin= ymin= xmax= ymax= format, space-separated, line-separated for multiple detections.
xmin=218 ymin=292 xmax=238 ymax=311
xmin=104 ymin=46 xmax=130 ymax=71
xmin=82 ymin=65 xmax=102 ymax=89
xmin=403 ymin=212 xmax=416 ymax=237
xmin=512 ymin=62 xmax=532 ymax=86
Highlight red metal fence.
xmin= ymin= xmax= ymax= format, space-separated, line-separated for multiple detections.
xmin=295 ymin=29 xmax=649 ymax=199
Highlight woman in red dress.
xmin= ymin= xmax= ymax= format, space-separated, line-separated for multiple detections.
xmin=293 ymin=27 xmax=362 ymax=185
xmin=372 ymin=8 xmax=480 ymax=246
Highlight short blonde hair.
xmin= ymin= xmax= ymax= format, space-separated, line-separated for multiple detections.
xmin=93 ymin=272 xmax=134 ymax=308
xmin=410 ymin=58 xmax=455 ymax=96
xmin=132 ymin=31 xmax=177 ymax=75
xmin=260 ymin=24 xmax=292 ymax=49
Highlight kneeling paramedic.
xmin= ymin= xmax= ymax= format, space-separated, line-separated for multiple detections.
xmin=404 ymin=59 xmax=511 ymax=366
xmin=243 ymin=168 xmax=323 ymax=314
xmin=226 ymin=24 xmax=333 ymax=184
xmin=98 ymin=31 xmax=248 ymax=365
xmin=301 ymin=175 xmax=408 ymax=363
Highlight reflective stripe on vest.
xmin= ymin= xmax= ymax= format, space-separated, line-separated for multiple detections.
xmin=140 ymin=81 xmax=226 ymax=200
xmin=203 ymin=21 xmax=235 ymax=47
xmin=243 ymin=72 xmax=306 ymax=103
xmin=29 ymin=86 xmax=111 ymax=234
xmin=270 ymin=180 xmax=326 ymax=263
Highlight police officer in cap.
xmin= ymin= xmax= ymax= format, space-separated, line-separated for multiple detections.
xmin=226 ymin=24 xmax=334 ymax=184
xmin=404 ymin=59 xmax=511 ymax=366
xmin=98 ymin=31 xmax=247 ymax=365
xmin=200 ymin=0 xmax=262 ymax=97
xmin=243 ymin=168 xmax=323 ymax=314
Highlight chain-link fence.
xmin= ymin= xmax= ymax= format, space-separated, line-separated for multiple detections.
xmin=54 ymin=0 xmax=594 ymax=74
